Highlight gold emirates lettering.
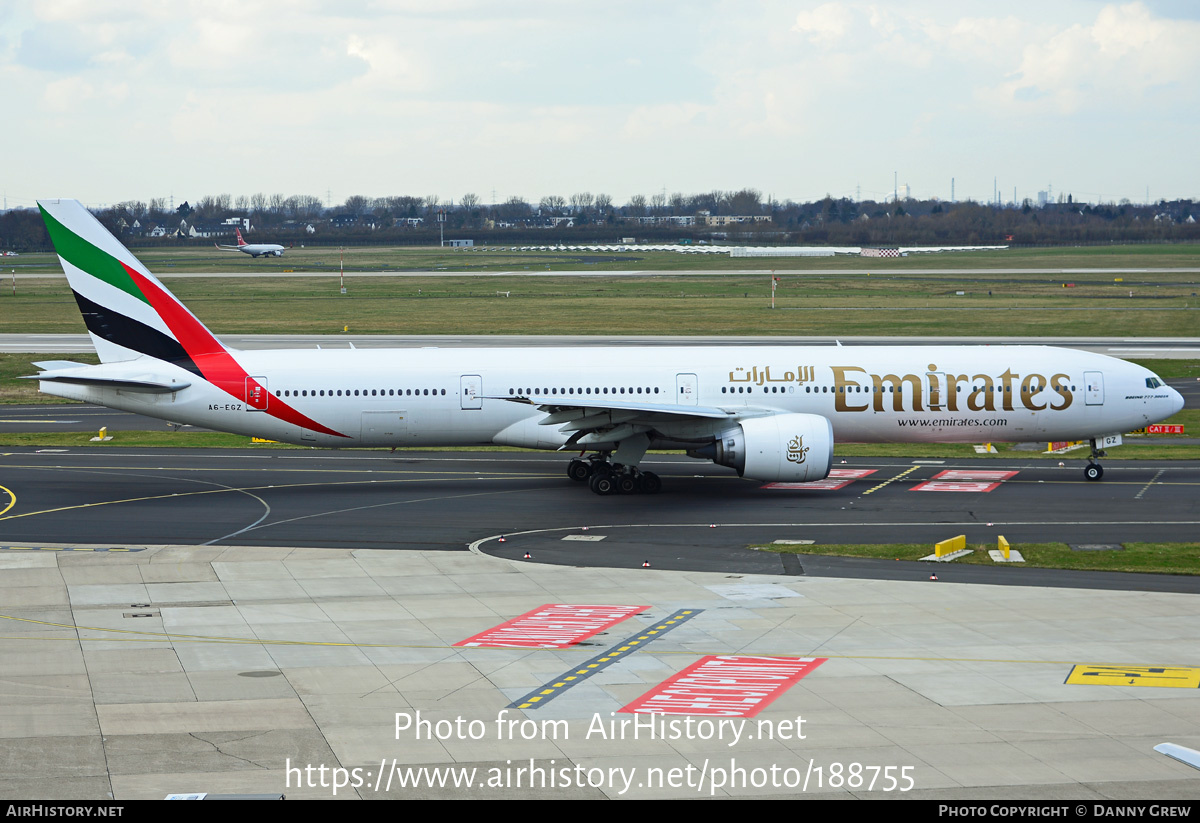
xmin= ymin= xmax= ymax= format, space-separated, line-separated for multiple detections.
xmin=831 ymin=365 xmax=1073 ymax=413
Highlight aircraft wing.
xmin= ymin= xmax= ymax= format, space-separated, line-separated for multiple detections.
xmin=492 ymin=394 xmax=755 ymax=448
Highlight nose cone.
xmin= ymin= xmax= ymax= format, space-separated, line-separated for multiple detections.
xmin=1170 ymin=386 xmax=1185 ymax=415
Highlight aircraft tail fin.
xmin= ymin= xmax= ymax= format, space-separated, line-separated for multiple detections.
xmin=235 ymin=228 xmax=246 ymax=246
xmin=38 ymin=199 xmax=229 ymax=370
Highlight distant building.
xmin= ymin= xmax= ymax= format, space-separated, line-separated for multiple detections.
xmin=449 ymin=239 xmax=474 ymax=247
xmin=176 ymin=219 xmax=232 ymax=239
xmin=703 ymin=215 xmax=771 ymax=227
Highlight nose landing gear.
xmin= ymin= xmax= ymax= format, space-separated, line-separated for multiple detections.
xmin=1084 ymin=438 xmax=1106 ymax=481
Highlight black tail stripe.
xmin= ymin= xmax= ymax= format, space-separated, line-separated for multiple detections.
xmin=72 ymin=290 xmax=203 ymax=377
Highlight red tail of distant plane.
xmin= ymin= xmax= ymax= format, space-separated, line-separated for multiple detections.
xmin=235 ymin=228 xmax=247 ymax=247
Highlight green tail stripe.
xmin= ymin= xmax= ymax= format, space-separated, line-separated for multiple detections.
xmin=39 ymin=204 xmax=148 ymax=305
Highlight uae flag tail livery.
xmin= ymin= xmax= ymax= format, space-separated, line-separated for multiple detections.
xmin=31 ymin=199 xmax=343 ymax=438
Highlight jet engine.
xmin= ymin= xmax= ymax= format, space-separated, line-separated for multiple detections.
xmin=688 ymin=413 xmax=834 ymax=482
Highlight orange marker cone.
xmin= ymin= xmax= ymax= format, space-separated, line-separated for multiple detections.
xmin=929 ymin=573 xmax=938 ymax=581
xmin=642 ymin=561 xmax=651 ymax=568
xmin=498 ymin=535 xmax=506 ymax=543
xmin=524 ymin=552 xmax=531 ymax=559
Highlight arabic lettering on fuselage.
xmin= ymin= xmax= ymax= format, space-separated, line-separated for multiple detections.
xmin=728 ymin=365 xmax=815 ymax=386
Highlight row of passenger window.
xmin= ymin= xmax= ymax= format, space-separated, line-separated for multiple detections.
xmin=508 ymin=387 xmax=660 ymax=396
xmin=275 ymin=388 xmax=447 ymax=398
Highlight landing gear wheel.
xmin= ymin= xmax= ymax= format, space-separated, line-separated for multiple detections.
xmin=589 ymin=472 xmax=616 ymax=496
xmin=567 ymin=460 xmax=591 ymax=482
xmin=638 ymin=471 xmax=662 ymax=495
xmin=617 ymin=474 xmax=638 ymax=494
xmin=1084 ymin=463 xmax=1104 ymax=481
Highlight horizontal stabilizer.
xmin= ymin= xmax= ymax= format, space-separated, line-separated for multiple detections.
xmin=24 ymin=361 xmax=192 ymax=393
xmin=31 ymin=359 xmax=91 ymax=371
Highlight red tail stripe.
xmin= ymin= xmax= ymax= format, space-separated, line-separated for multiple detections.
xmin=123 ymin=264 xmax=346 ymax=438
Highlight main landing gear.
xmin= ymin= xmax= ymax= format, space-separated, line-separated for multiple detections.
xmin=1084 ymin=437 xmax=1106 ymax=482
xmin=567 ymin=454 xmax=662 ymax=496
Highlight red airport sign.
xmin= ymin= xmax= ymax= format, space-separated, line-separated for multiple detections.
xmin=912 ymin=469 xmax=1018 ymax=493
xmin=455 ymin=604 xmax=647 ymax=649
xmin=763 ymin=468 xmax=877 ymax=490
xmin=622 ymin=655 xmax=826 ymax=717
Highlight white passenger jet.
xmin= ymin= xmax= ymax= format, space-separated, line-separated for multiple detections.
xmin=215 ymin=228 xmax=286 ymax=258
xmin=28 ymin=199 xmax=1184 ymax=495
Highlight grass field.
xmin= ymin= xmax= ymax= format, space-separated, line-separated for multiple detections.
xmin=753 ymin=541 xmax=1200 ymax=576
xmin=7 ymin=241 xmax=1200 ymax=275
xmin=5 ymin=253 xmax=1200 ymax=337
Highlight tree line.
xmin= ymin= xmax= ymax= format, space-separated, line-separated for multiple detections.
xmin=1 ymin=190 xmax=1197 ymax=251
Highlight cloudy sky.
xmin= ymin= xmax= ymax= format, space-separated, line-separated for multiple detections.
xmin=1 ymin=1 xmax=1197 ymax=209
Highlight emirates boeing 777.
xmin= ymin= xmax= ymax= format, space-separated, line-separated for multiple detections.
xmin=28 ymin=199 xmax=1184 ymax=495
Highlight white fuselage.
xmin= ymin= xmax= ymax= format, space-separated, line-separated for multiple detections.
xmin=41 ymin=344 xmax=1184 ymax=454
xmin=238 ymin=244 xmax=284 ymax=257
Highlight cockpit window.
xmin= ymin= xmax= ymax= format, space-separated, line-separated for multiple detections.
xmin=1146 ymin=377 xmax=1163 ymax=389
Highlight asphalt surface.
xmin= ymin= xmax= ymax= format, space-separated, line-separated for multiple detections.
xmin=2 ymin=447 xmax=1197 ymax=592
xmin=0 ymin=404 xmax=209 ymax=433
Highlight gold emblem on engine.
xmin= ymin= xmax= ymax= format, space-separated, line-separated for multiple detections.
xmin=786 ymin=435 xmax=809 ymax=464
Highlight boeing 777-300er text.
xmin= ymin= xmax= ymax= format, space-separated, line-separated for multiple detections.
xmin=215 ymin=228 xmax=286 ymax=258
xmin=29 ymin=199 xmax=1184 ymax=495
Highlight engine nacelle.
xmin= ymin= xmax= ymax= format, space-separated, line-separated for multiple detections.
xmin=691 ymin=413 xmax=834 ymax=482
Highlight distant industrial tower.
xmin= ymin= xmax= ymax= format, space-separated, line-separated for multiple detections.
xmin=951 ymin=178 xmax=955 ymax=203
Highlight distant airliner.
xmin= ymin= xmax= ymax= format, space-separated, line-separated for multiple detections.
xmin=29 ymin=199 xmax=1184 ymax=495
xmin=215 ymin=228 xmax=286 ymax=258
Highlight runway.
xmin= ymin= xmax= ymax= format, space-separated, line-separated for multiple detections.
xmin=2 ymin=447 xmax=1197 ymax=591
